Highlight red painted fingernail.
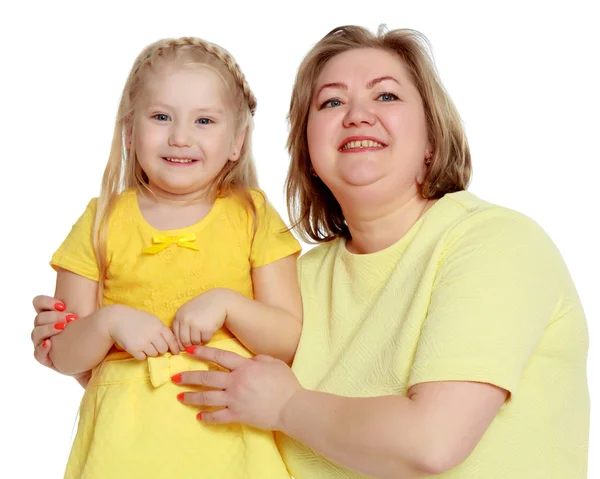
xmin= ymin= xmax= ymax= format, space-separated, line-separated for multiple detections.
xmin=171 ymin=373 xmax=182 ymax=383
xmin=177 ymin=392 xmax=184 ymax=401
xmin=66 ymin=314 xmax=78 ymax=323
xmin=196 ymin=413 xmax=203 ymax=421
xmin=54 ymin=322 xmax=66 ymax=330
xmin=42 ymin=340 xmax=48 ymax=348
xmin=185 ymin=346 xmax=196 ymax=354
xmin=54 ymin=302 xmax=66 ymax=311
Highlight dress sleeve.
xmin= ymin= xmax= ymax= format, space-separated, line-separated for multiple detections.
xmin=249 ymin=190 xmax=301 ymax=269
xmin=408 ymin=209 xmax=565 ymax=396
xmin=50 ymin=198 xmax=100 ymax=282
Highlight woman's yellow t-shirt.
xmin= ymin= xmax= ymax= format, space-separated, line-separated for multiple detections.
xmin=278 ymin=191 xmax=589 ymax=478
xmin=51 ymin=188 xmax=301 ymax=346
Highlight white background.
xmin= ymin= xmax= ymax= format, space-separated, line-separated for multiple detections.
xmin=1 ymin=0 xmax=598 ymax=476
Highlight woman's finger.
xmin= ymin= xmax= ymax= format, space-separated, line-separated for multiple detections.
xmin=188 ymin=346 xmax=248 ymax=371
xmin=32 ymin=295 xmax=65 ymax=314
xmin=33 ymin=340 xmax=54 ymax=368
xmin=179 ymin=390 xmax=228 ymax=407
xmin=177 ymin=370 xmax=230 ymax=389
xmin=34 ymin=310 xmax=66 ymax=327
xmin=199 ymin=407 xmax=236 ymax=424
xmin=31 ymin=323 xmax=64 ymax=347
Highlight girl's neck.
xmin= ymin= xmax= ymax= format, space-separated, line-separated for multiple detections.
xmin=141 ymin=183 xmax=214 ymax=207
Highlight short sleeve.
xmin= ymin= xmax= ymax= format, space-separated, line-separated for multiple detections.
xmin=50 ymin=198 xmax=100 ymax=282
xmin=408 ymin=209 xmax=564 ymax=396
xmin=249 ymin=191 xmax=301 ymax=269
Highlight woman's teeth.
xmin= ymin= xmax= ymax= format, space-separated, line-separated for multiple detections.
xmin=341 ymin=140 xmax=384 ymax=150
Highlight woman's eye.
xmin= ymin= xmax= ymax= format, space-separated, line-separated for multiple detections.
xmin=153 ymin=113 xmax=170 ymax=121
xmin=377 ymin=92 xmax=398 ymax=102
xmin=320 ymin=98 xmax=342 ymax=109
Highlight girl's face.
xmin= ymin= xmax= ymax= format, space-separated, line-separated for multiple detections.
xmin=133 ymin=65 xmax=244 ymax=200
xmin=307 ymin=48 xmax=431 ymax=204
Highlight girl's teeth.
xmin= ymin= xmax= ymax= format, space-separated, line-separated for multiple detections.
xmin=166 ymin=158 xmax=194 ymax=163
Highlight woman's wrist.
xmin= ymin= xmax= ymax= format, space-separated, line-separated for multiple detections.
xmin=278 ymin=386 xmax=312 ymax=434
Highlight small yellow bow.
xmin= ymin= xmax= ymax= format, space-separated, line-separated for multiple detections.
xmin=142 ymin=233 xmax=200 ymax=254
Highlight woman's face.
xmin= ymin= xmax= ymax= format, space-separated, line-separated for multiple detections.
xmin=307 ymin=48 xmax=430 ymax=202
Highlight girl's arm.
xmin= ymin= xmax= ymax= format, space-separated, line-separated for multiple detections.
xmin=174 ymin=254 xmax=302 ymax=364
xmin=49 ymin=269 xmax=117 ymax=375
xmin=50 ymin=269 xmax=181 ymax=375
xmin=31 ymin=294 xmax=92 ymax=387
xmin=225 ymin=254 xmax=303 ymax=364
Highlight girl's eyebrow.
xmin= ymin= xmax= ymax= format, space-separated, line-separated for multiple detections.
xmin=146 ymin=103 xmax=225 ymax=115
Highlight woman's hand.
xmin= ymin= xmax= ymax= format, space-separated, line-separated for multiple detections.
xmin=32 ymin=295 xmax=78 ymax=369
xmin=175 ymin=346 xmax=303 ymax=431
xmin=173 ymin=289 xmax=229 ymax=347
xmin=32 ymin=295 xmax=92 ymax=387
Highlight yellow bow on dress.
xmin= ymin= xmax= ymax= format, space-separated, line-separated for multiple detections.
xmin=142 ymin=233 xmax=200 ymax=254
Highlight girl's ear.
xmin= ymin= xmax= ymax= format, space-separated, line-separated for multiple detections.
xmin=124 ymin=115 xmax=134 ymax=149
xmin=229 ymin=127 xmax=247 ymax=162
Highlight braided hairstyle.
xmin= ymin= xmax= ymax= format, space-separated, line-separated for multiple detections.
xmin=93 ymin=37 xmax=259 ymax=305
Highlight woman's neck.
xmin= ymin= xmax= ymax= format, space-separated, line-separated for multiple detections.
xmin=342 ymin=192 xmax=435 ymax=255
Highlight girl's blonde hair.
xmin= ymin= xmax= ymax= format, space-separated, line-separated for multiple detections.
xmin=94 ymin=37 xmax=258 ymax=304
xmin=285 ymin=25 xmax=472 ymax=243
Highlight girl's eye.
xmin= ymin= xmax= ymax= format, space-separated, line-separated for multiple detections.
xmin=153 ymin=113 xmax=170 ymax=121
xmin=377 ymin=92 xmax=398 ymax=102
xmin=319 ymin=98 xmax=342 ymax=109
xmin=197 ymin=118 xmax=212 ymax=125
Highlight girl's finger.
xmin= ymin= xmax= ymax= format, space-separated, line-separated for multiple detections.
xmin=190 ymin=328 xmax=202 ymax=346
xmin=179 ymin=325 xmax=192 ymax=348
xmin=143 ymin=343 xmax=159 ymax=358
xmin=162 ymin=329 xmax=181 ymax=356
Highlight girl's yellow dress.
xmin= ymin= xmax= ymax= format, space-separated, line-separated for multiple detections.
xmin=51 ymin=189 xmax=300 ymax=479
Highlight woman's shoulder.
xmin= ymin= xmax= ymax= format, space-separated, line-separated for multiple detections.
xmin=438 ymin=191 xmax=549 ymax=241
xmin=436 ymin=191 xmax=562 ymax=269
xmin=298 ymin=240 xmax=342 ymax=268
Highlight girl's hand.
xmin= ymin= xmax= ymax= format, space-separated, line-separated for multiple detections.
xmin=108 ymin=307 xmax=180 ymax=360
xmin=173 ymin=289 xmax=229 ymax=347
xmin=32 ymin=295 xmax=78 ymax=369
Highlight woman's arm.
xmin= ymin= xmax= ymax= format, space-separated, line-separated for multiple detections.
xmin=178 ymin=348 xmax=506 ymax=479
xmin=280 ymin=380 xmax=507 ymax=478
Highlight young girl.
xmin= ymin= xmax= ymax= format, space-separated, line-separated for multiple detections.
xmin=46 ymin=37 xmax=301 ymax=478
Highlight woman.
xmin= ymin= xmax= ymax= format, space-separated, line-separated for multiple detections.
xmin=32 ymin=26 xmax=589 ymax=478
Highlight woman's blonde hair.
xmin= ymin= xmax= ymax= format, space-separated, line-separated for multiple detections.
xmin=285 ymin=25 xmax=472 ymax=243
xmin=94 ymin=37 xmax=258 ymax=304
